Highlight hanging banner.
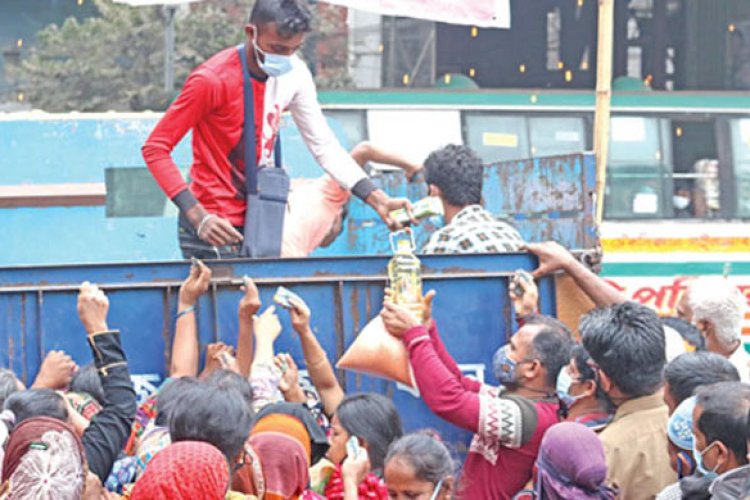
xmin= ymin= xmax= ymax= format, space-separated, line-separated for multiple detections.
xmin=322 ymin=0 xmax=511 ymax=29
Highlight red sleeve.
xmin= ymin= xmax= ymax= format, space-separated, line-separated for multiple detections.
xmin=403 ymin=325 xmax=481 ymax=434
xmin=428 ymin=322 xmax=482 ymax=393
xmin=142 ymin=70 xmax=220 ymax=204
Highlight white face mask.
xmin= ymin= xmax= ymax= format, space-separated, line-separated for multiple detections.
xmin=673 ymin=195 xmax=690 ymax=210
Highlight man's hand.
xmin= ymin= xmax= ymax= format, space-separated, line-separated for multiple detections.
xmin=523 ymin=241 xmax=577 ymax=279
xmin=253 ymin=306 xmax=282 ymax=342
xmin=179 ymin=259 xmax=212 ymax=308
xmin=509 ymin=270 xmax=538 ymax=317
xmin=288 ymin=296 xmax=311 ymax=334
xmin=365 ymin=189 xmax=416 ymax=230
xmin=380 ymin=302 xmax=421 ymax=338
xmin=33 ymin=351 xmax=77 ymax=390
xmin=385 ymin=287 xmax=435 ymax=327
xmin=77 ymin=282 xmax=109 ymax=335
xmin=198 ymin=215 xmax=243 ymax=247
xmin=405 ymin=163 xmax=424 ymax=183
xmin=238 ymin=276 xmax=261 ymax=320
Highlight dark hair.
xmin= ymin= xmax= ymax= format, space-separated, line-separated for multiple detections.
xmin=695 ymin=382 xmax=750 ymax=465
xmin=385 ymin=432 xmax=453 ymax=485
xmin=169 ymin=383 xmax=252 ymax=461
xmin=664 ymin=352 xmax=740 ymax=407
xmin=570 ymin=344 xmax=614 ymax=413
xmin=581 ymin=302 xmax=666 ymax=397
xmin=424 ymin=144 xmax=483 ymax=207
xmin=4 ymin=389 xmax=68 ymax=426
xmin=0 ymin=369 xmax=21 ymax=409
xmin=661 ymin=317 xmax=705 ymax=351
xmin=70 ymin=363 xmax=105 ymax=406
xmin=205 ymin=369 xmax=254 ymax=416
xmin=524 ymin=315 xmax=574 ymax=387
xmin=336 ymin=393 xmax=403 ymax=475
xmin=250 ymin=0 xmax=312 ymax=36
xmin=155 ymin=377 xmax=200 ymax=427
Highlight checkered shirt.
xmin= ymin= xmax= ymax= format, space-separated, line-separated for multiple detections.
xmin=422 ymin=205 xmax=524 ymax=254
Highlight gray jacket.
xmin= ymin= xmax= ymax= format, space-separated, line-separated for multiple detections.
xmin=709 ymin=464 xmax=750 ymax=499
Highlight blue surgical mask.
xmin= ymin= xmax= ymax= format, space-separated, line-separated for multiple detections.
xmin=429 ymin=478 xmax=444 ymax=500
xmin=253 ymin=29 xmax=293 ymax=78
xmin=692 ymin=439 xmax=719 ymax=479
xmin=556 ymin=367 xmax=583 ymax=408
xmin=492 ymin=345 xmax=517 ymax=386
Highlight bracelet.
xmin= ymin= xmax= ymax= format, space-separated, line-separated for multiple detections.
xmin=196 ymin=213 xmax=216 ymax=238
xmin=176 ymin=306 xmax=196 ymax=320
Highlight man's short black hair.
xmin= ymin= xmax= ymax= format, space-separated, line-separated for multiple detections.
xmin=664 ymin=351 xmax=740 ymax=406
xmin=524 ymin=315 xmax=574 ymax=387
xmin=696 ymin=382 xmax=750 ymax=465
xmin=424 ymin=144 xmax=483 ymax=207
xmin=169 ymin=383 xmax=252 ymax=461
xmin=581 ymin=302 xmax=666 ymax=398
xmin=250 ymin=0 xmax=312 ymax=36
xmin=4 ymin=389 xmax=68 ymax=426
xmin=70 ymin=363 xmax=105 ymax=406
xmin=662 ymin=316 xmax=705 ymax=351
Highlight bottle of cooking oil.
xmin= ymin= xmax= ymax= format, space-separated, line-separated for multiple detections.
xmin=387 ymin=230 xmax=422 ymax=305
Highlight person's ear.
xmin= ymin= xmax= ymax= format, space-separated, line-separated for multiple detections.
xmin=523 ymin=359 xmax=542 ymax=382
xmin=596 ymin=368 xmax=613 ymax=394
xmin=428 ymin=185 xmax=441 ymax=198
xmin=580 ymin=379 xmax=597 ymax=399
xmin=245 ymin=24 xmax=256 ymax=39
xmin=714 ymin=441 xmax=731 ymax=471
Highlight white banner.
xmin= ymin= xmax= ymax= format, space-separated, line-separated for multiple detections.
xmin=322 ymin=0 xmax=511 ymax=29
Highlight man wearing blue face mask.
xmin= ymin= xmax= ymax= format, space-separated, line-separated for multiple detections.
xmin=688 ymin=381 xmax=750 ymax=499
xmin=143 ymin=0 xmax=412 ymax=259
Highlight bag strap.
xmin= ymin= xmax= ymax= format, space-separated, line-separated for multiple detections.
xmin=238 ymin=45 xmax=282 ymax=196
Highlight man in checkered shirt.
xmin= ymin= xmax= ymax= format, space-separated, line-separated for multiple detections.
xmin=422 ymin=144 xmax=524 ymax=254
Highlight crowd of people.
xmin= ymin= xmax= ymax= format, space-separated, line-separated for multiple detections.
xmin=0 ymin=235 xmax=746 ymax=499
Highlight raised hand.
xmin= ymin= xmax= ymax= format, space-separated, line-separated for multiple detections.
xmin=523 ymin=241 xmax=577 ymax=280
xmin=288 ymin=296 xmax=311 ymax=334
xmin=178 ymin=259 xmax=212 ymax=308
xmin=253 ymin=306 xmax=282 ymax=343
xmin=238 ymin=276 xmax=261 ymax=320
xmin=77 ymin=282 xmax=109 ymax=335
xmin=33 ymin=351 xmax=77 ymax=390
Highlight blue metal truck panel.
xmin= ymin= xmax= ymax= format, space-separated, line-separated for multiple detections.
xmin=0 ymin=253 xmax=555 ymax=451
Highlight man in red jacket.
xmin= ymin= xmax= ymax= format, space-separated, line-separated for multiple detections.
xmin=142 ymin=0 xmax=411 ymax=258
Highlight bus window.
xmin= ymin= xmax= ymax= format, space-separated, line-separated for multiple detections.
xmin=529 ymin=116 xmax=586 ymax=157
xmin=730 ymin=118 xmax=750 ymax=217
xmin=463 ymin=113 xmax=529 ymax=163
xmin=605 ymin=116 xmax=671 ymax=219
xmin=670 ymin=120 xmax=720 ymax=219
xmin=322 ymin=110 xmax=368 ymax=150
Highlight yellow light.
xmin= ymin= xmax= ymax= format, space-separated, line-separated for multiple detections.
xmin=402 ymin=73 xmax=410 ymax=85
xmin=530 ymin=94 xmax=538 ymax=104
xmin=77 ymin=0 xmax=84 ymax=5
xmin=729 ymin=23 xmax=736 ymax=33
xmin=17 ymin=92 xmax=24 ymax=102
xmin=378 ymin=43 xmax=384 ymax=53
xmin=469 ymin=68 xmax=476 ymax=77
xmin=644 ymin=74 xmax=654 ymax=85
xmin=565 ymin=70 xmax=573 ymax=82
xmin=16 ymin=39 xmax=23 ymax=48
xmin=471 ymin=26 xmax=478 ymax=38
xmin=581 ymin=61 xmax=589 ymax=70
xmin=577 ymin=0 xmax=585 ymax=6
xmin=557 ymin=61 xmax=564 ymax=70
xmin=676 ymin=127 xmax=683 ymax=137
xmin=444 ymin=74 xmax=452 ymax=85
xmin=519 ymin=64 xmax=526 ymax=73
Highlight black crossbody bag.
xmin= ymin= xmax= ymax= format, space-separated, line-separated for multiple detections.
xmin=238 ymin=44 xmax=290 ymax=258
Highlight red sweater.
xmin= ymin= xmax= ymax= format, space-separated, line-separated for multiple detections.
xmin=402 ymin=323 xmax=559 ymax=500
